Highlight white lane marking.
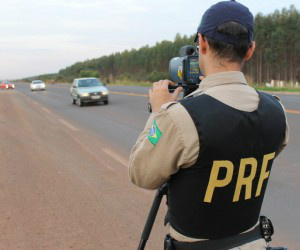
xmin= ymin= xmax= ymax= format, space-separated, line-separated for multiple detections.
xmin=62 ymin=129 xmax=115 ymax=172
xmin=58 ymin=118 xmax=78 ymax=131
xmin=102 ymin=148 xmax=128 ymax=167
xmin=41 ymin=107 xmax=52 ymax=114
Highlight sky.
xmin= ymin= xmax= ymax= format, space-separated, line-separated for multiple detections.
xmin=0 ymin=0 xmax=299 ymax=79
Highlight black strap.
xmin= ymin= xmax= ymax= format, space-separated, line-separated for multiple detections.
xmin=169 ymin=225 xmax=262 ymax=250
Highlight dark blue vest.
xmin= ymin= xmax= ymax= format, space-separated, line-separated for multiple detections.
xmin=168 ymin=91 xmax=286 ymax=239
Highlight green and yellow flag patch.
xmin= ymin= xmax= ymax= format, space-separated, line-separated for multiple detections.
xmin=148 ymin=119 xmax=162 ymax=146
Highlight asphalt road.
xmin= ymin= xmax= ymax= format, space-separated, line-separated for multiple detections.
xmin=1 ymin=83 xmax=299 ymax=250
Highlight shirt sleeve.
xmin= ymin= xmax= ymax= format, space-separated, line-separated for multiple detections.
xmin=128 ymin=102 xmax=199 ymax=190
xmin=274 ymin=97 xmax=289 ymax=157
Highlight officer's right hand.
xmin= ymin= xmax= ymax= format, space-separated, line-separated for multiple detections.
xmin=149 ymin=80 xmax=183 ymax=113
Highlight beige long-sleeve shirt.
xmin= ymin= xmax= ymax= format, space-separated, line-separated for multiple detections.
xmin=128 ymin=71 xmax=289 ymax=244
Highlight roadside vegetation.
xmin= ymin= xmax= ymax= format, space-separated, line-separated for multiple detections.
xmin=23 ymin=6 xmax=300 ymax=92
xmin=253 ymin=86 xmax=300 ymax=93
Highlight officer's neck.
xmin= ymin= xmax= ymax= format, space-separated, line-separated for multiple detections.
xmin=204 ymin=57 xmax=243 ymax=76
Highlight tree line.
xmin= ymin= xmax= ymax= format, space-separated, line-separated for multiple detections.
xmin=244 ymin=5 xmax=300 ymax=85
xmin=34 ymin=6 xmax=300 ymax=85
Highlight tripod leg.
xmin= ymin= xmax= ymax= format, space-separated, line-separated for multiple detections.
xmin=137 ymin=184 xmax=168 ymax=250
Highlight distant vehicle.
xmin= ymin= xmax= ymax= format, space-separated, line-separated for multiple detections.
xmin=70 ymin=78 xmax=109 ymax=107
xmin=0 ymin=82 xmax=8 ymax=90
xmin=0 ymin=80 xmax=15 ymax=90
xmin=30 ymin=80 xmax=46 ymax=91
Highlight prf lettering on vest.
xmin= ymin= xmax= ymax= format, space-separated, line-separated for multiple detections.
xmin=204 ymin=152 xmax=275 ymax=203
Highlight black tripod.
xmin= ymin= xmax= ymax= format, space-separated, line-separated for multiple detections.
xmin=137 ymin=184 xmax=168 ymax=250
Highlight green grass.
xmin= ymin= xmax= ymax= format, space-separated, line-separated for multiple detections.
xmin=253 ymin=85 xmax=300 ymax=93
xmin=108 ymin=80 xmax=152 ymax=87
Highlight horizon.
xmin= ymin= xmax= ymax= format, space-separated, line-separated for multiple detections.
xmin=1 ymin=0 xmax=299 ymax=80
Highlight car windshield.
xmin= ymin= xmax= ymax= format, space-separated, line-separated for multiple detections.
xmin=78 ymin=79 xmax=103 ymax=87
xmin=33 ymin=80 xmax=42 ymax=84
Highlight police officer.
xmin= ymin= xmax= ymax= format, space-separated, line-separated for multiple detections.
xmin=129 ymin=1 xmax=289 ymax=249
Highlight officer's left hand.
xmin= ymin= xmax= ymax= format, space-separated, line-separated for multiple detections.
xmin=149 ymin=80 xmax=183 ymax=113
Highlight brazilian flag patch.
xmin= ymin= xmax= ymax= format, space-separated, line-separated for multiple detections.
xmin=148 ymin=119 xmax=162 ymax=146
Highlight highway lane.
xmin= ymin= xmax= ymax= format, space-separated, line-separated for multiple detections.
xmin=0 ymin=89 xmax=167 ymax=250
xmin=15 ymin=83 xmax=300 ymax=153
xmin=2 ymin=83 xmax=300 ymax=249
xmin=15 ymin=83 xmax=150 ymax=157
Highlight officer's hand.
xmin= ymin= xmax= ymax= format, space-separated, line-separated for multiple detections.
xmin=149 ymin=80 xmax=183 ymax=113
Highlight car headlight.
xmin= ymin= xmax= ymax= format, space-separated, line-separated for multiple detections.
xmin=80 ymin=93 xmax=89 ymax=97
xmin=102 ymin=90 xmax=109 ymax=95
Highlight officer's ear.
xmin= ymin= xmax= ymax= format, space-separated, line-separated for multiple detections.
xmin=199 ymin=34 xmax=208 ymax=55
xmin=244 ymin=41 xmax=256 ymax=62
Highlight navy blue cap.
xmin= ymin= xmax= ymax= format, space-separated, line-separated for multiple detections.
xmin=195 ymin=0 xmax=254 ymax=45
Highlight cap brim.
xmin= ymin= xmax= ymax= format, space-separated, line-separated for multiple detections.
xmin=194 ymin=33 xmax=199 ymax=43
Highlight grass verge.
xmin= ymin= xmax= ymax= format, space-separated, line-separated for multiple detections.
xmin=253 ymin=85 xmax=300 ymax=93
xmin=109 ymin=80 xmax=151 ymax=87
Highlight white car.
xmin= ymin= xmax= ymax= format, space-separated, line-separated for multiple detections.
xmin=30 ymin=80 xmax=46 ymax=91
xmin=70 ymin=78 xmax=109 ymax=106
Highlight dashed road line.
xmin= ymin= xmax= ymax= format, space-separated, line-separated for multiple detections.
xmin=41 ymin=107 xmax=52 ymax=114
xmin=286 ymin=109 xmax=300 ymax=115
xmin=58 ymin=118 xmax=78 ymax=131
xmin=102 ymin=148 xmax=128 ymax=167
